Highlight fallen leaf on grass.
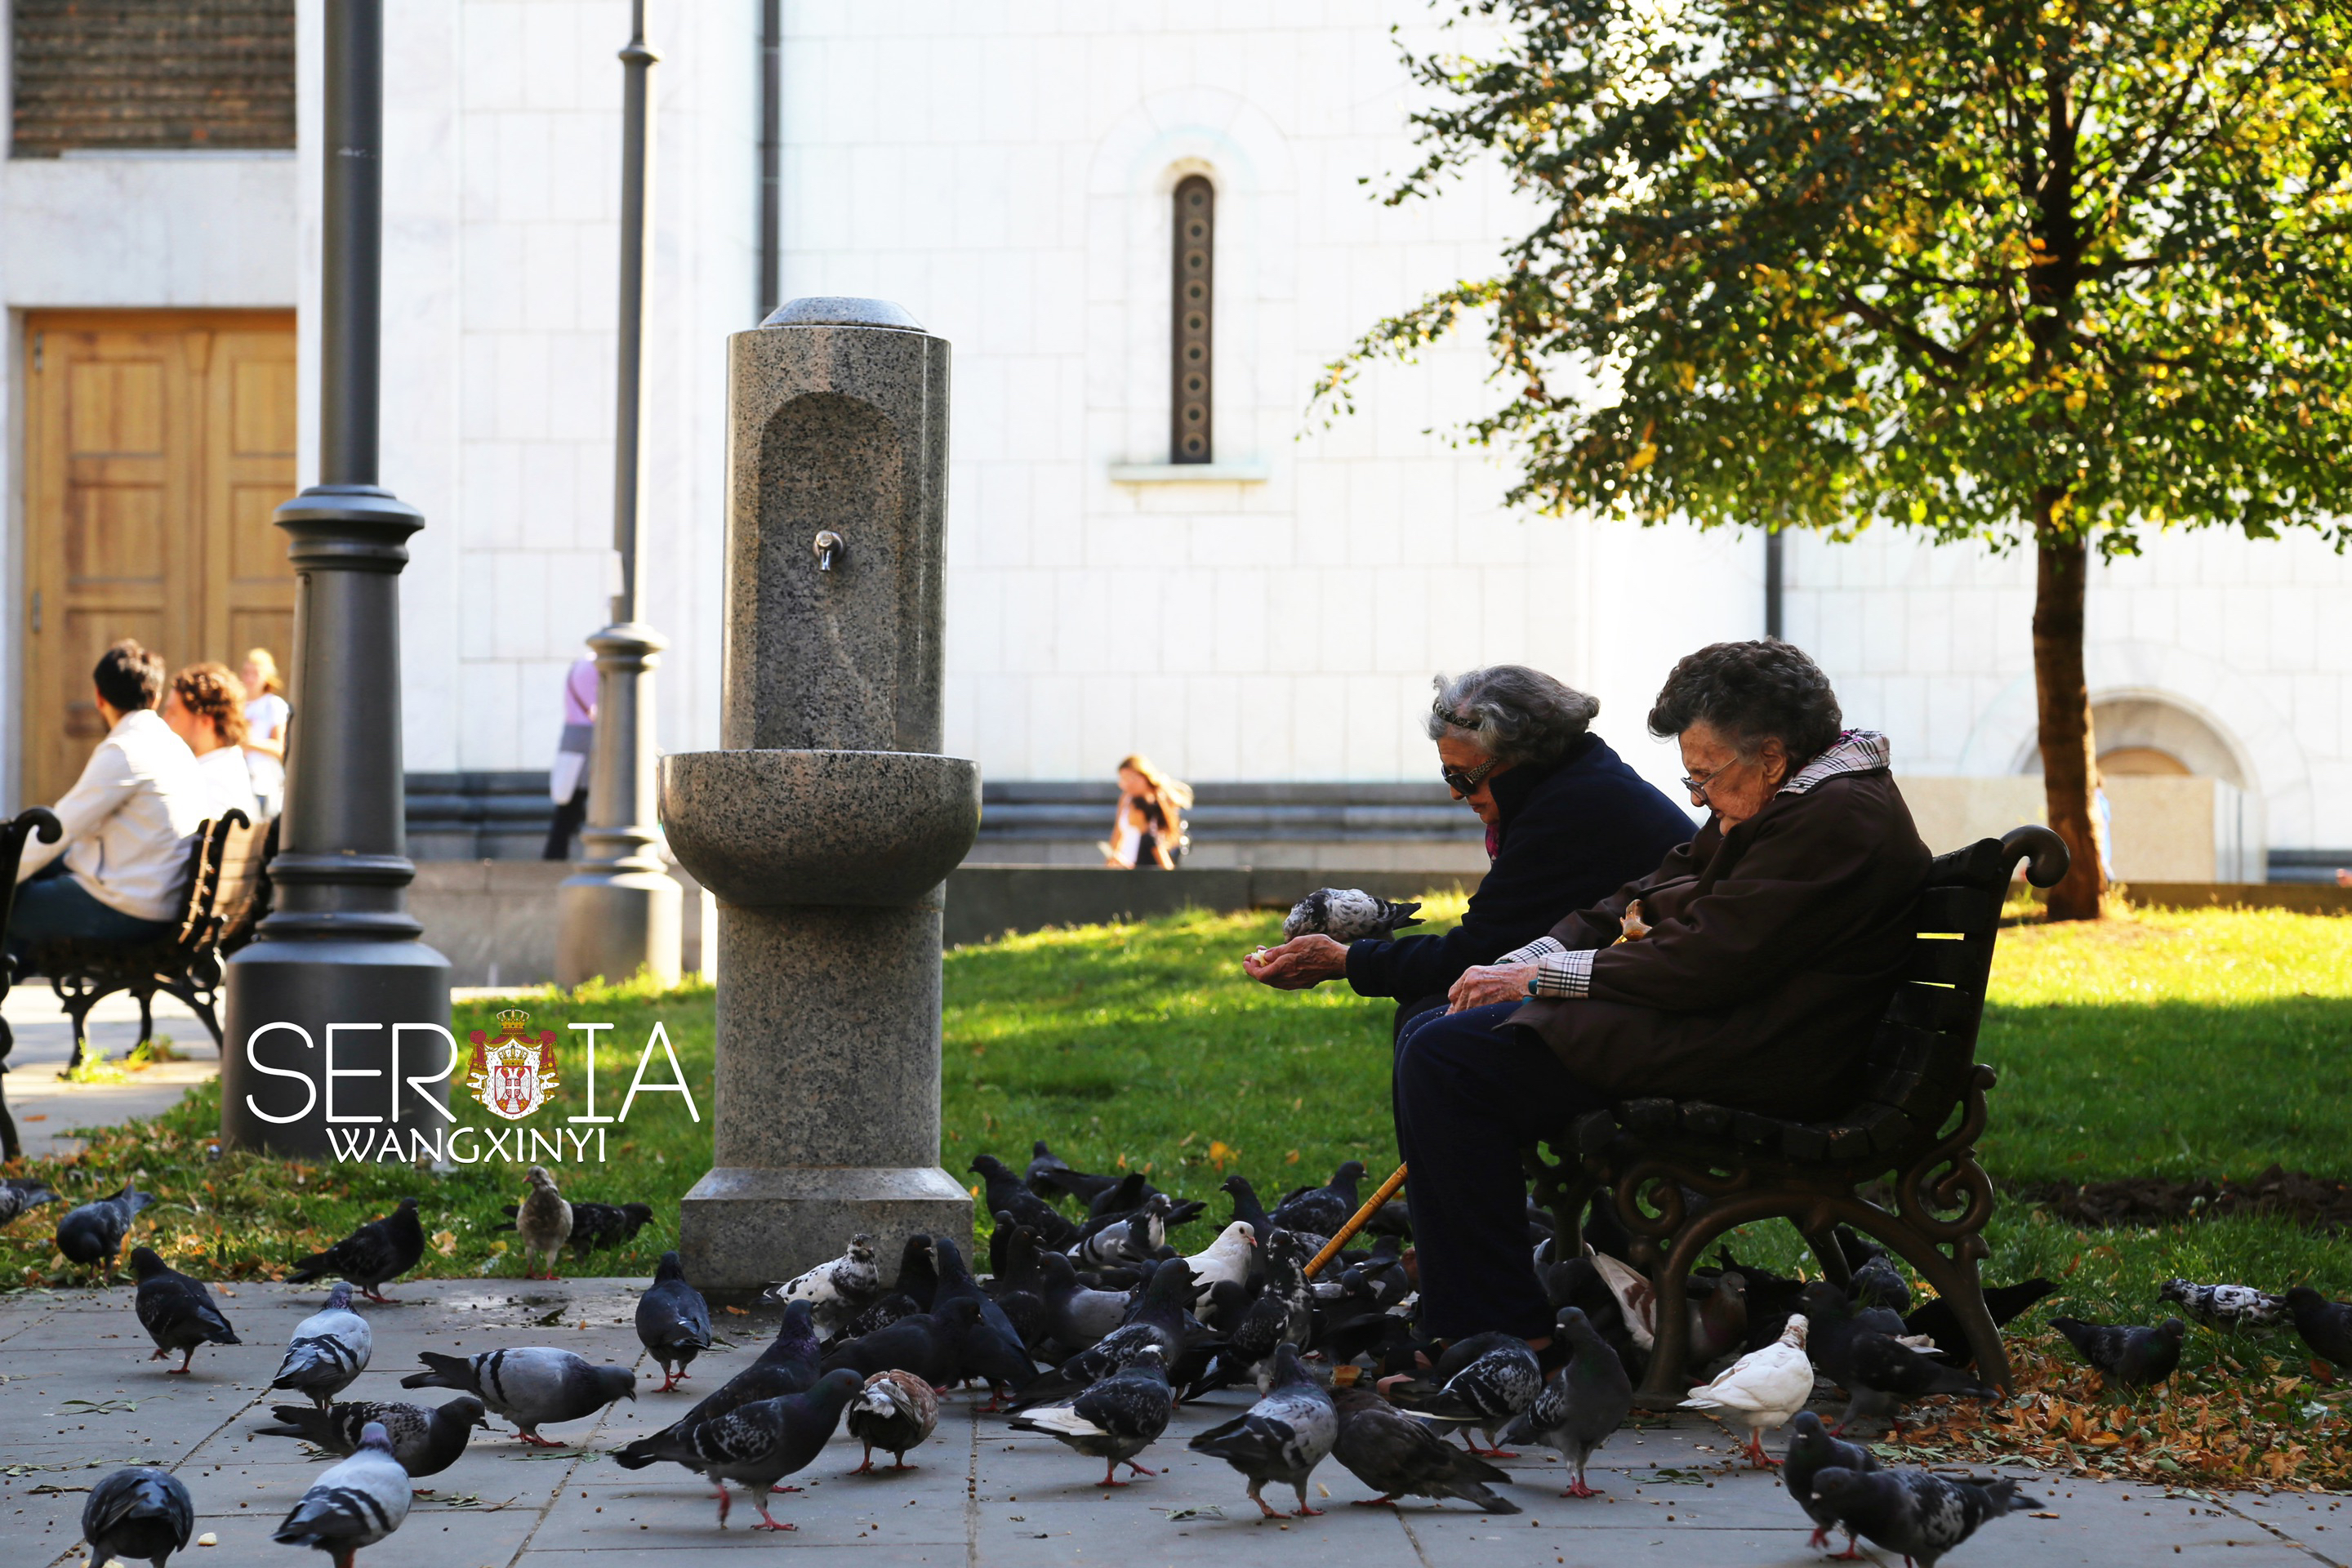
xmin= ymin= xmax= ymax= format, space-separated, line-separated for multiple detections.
xmin=432 ymin=1230 xmax=457 ymax=1258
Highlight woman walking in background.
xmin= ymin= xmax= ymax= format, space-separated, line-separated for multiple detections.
xmin=241 ymin=648 xmax=291 ymax=820
xmin=1102 ymin=755 xmax=1191 ymax=870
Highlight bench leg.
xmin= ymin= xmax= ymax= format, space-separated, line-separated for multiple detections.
xmin=0 ymin=1016 xmax=16 ymax=1163
xmin=136 ymin=991 xmax=154 ymax=1048
xmin=1845 ymin=1220 xmax=2013 ymax=1395
xmin=1802 ymin=1225 xmax=1853 ymax=1292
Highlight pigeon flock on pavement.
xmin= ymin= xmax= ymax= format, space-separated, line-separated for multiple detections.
xmin=11 ymin=1133 xmax=2352 ymax=1568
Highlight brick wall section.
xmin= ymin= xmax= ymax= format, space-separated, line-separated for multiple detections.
xmin=11 ymin=0 xmax=295 ymax=156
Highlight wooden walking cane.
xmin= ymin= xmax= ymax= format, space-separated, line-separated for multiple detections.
xmin=1302 ymin=1163 xmax=1408 ymax=1281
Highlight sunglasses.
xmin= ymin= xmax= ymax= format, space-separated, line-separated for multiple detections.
xmin=1441 ymin=757 xmax=1503 ymax=795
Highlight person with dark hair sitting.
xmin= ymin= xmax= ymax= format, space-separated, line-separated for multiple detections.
xmin=1393 ymin=640 xmax=1931 ymax=1348
xmin=7 ymin=640 xmax=209 ymax=964
xmin=1244 ymin=664 xmax=1693 ymax=1033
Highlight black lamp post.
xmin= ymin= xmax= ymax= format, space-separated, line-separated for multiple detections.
xmin=220 ymin=0 xmax=452 ymax=1155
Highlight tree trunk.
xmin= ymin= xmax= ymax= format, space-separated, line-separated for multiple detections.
xmin=2033 ymin=497 xmax=2105 ymax=920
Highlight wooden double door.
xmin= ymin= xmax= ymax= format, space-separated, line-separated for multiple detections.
xmin=20 ymin=310 xmax=298 ymax=804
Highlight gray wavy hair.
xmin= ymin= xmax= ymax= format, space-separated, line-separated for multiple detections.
xmin=1425 ymin=666 xmax=1601 ymax=768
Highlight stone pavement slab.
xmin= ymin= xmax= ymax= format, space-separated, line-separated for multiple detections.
xmin=0 ymin=1279 xmax=2340 ymax=1568
xmin=2 ymin=989 xmax=216 ymax=1159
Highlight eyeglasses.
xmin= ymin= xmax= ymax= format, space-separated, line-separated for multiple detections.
xmin=1680 ymin=759 xmax=1739 ymax=800
xmin=1441 ymin=757 xmax=1503 ymax=796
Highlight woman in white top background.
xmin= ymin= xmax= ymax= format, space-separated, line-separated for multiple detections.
xmin=241 ymin=648 xmax=291 ymax=820
xmin=1102 ymin=754 xmax=1192 ymax=870
xmin=163 ymin=663 xmax=260 ymax=823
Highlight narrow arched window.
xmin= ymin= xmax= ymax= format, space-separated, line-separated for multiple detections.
xmin=1171 ymin=175 xmax=1214 ymax=464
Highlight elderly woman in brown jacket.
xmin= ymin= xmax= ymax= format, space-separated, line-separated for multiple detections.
xmin=1395 ymin=639 xmax=1931 ymax=1347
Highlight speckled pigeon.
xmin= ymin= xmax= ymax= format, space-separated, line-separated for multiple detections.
xmin=255 ymin=1396 xmax=488 ymax=1477
xmin=0 ymin=1176 xmax=59 ymax=1229
xmin=637 ymin=1250 xmax=712 ymax=1392
xmin=401 ymin=1346 xmax=635 ymax=1445
xmin=1499 ymin=1306 xmax=1631 ymax=1495
xmin=131 ymin=1246 xmax=240 ymax=1374
xmin=1808 ymin=1464 xmax=2042 ymax=1567
xmin=631 ymin=1369 xmax=863 ymax=1530
xmin=82 ymin=1465 xmax=192 ymax=1568
xmin=1190 ymin=1344 xmax=1339 ymax=1517
xmin=1009 ymin=1343 xmax=1174 ymax=1486
xmin=1330 ymin=1383 xmax=1517 ymax=1512
xmin=764 ymin=1233 xmax=884 ymax=1334
xmin=617 ymin=1298 xmax=822 ymax=1470
xmin=270 ymin=1420 xmax=411 ymax=1567
xmin=286 ymin=1197 xmax=425 ymax=1303
xmin=1383 ymin=1332 xmax=1542 ymax=1456
xmin=271 ymin=1281 xmax=372 ymax=1407
xmin=1282 ymin=888 xmax=1422 ymax=942
xmin=2049 ymin=1315 xmax=2185 ymax=1387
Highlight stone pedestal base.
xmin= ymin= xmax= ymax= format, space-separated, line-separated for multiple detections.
xmin=678 ymin=1164 xmax=971 ymax=1294
xmin=555 ymin=866 xmax=683 ymax=988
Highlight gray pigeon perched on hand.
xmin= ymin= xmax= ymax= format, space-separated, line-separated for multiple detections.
xmin=131 ymin=1246 xmax=240 ymax=1374
xmin=82 ymin=1465 xmax=192 ymax=1568
xmin=1283 ymin=889 xmax=1422 ymax=942
xmin=2163 ymin=1277 xmax=2287 ymax=1330
xmin=1500 ymin=1306 xmax=1631 ymax=1495
xmin=1009 ymin=1343 xmax=1175 ymax=1487
xmin=632 ymin=1369 xmax=863 ymax=1530
xmin=254 ymin=1396 xmax=488 ymax=1477
xmin=2287 ymin=1286 xmax=2352 ymax=1366
xmin=637 ymin=1250 xmax=712 ymax=1392
xmin=56 ymin=1181 xmax=153 ymax=1273
xmin=1784 ymin=1411 xmax=1879 ymax=1555
xmin=271 ymin=1282 xmax=372 ymax=1408
xmin=2050 ymin=1315 xmax=2185 ymax=1388
xmin=270 ymin=1420 xmax=411 ymax=1567
xmin=1330 ymin=1382 xmax=1517 ymax=1512
xmin=401 ymin=1346 xmax=635 ymax=1446
xmin=847 ymin=1367 xmax=938 ymax=1472
xmin=287 ymin=1197 xmax=425 ymax=1303
xmin=1190 ymin=1343 xmax=1339 ymax=1518
xmin=0 ymin=1175 xmax=59 ymax=1229
xmin=514 ymin=1165 xmax=572 ymax=1281
xmin=1809 ymin=1464 xmax=2042 ymax=1567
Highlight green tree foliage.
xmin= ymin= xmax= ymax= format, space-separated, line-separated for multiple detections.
xmin=1317 ymin=0 xmax=2352 ymax=916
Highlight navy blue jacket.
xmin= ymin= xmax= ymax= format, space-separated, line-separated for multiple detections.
xmin=1343 ymin=733 xmax=1695 ymax=1005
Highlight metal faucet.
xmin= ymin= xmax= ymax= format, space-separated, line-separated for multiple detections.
xmin=813 ymin=530 xmax=844 ymax=572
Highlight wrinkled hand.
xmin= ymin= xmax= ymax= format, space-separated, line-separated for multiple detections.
xmin=1446 ymin=962 xmax=1538 ymax=1012
xmin=1243 ymin=933 xmax=1350 ymax=990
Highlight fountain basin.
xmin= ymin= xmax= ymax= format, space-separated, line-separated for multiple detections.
xmin=658 ymin=748 xmax=979 ymax=907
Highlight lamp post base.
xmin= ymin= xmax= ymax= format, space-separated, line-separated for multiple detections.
xmin=555 ymin=867 xmax=683 ymax=990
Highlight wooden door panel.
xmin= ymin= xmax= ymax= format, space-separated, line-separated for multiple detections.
xmin=65 ymin=359 xmax=167 ymax=455
xmin=205 ymin=329 xmax=298 ymax=666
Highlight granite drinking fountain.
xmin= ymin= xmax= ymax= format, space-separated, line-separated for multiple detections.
xmin=662 ymin=296 xmax=978 ymax=1291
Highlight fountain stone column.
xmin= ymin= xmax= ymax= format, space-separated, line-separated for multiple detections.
xmin=663 ymin=296 xmax=977 ymax=1291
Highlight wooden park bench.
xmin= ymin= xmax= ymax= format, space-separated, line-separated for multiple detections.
xmin=1524 ymin=822 xmax=2069 ymax=1405
xmin=0 ymin=806 xmax=64 ymax=1161
xmin=27 ymin=811 xmax=272 ymax=1077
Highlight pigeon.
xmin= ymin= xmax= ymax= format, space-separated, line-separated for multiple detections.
xmin=1272 ymin=1160 xmax=1368 ymax=1238
xmin=1809 ymin=1464 xmax=2042 ymax=1567
xmin=1330 ymin=1383 xmax=1517 ymax=1512
xmin=1851 ymin=1254 xmax=1913 ymax=1315
xmin=821 ymin=1298 xmax=978 ymax=1388
xmin=1027 ymin=1143 xmax=1124 ymax=1207
xmin=630 ymin=1369 xmax=864 ymax=1530
xmin=131 ymin=1247 xmax=240 ymax=1374
xmin=1499 ymin=1306 xmax=1631 ymax=1496
xmin=931 ymin=1235 xmax=1039 ymax=1403
xmin=1009 ymin=1343 xmax=1176 ymax=1486
xmin=846 ymin=1368 xmax=938 ymax=1472
xmin=286 ymin=1197 xmax=425 ymax=1303
xmin=1690 ymin=1272 xmax=1751 ymax=1367
xmin=1384 ymin=1334 xmax=1542 ymax=1456
xmin=514 ymin=1165 xmax=572 ymax=1280
xmin=2049 ymin=1316 xmax=2185 ymax=1388
xmin=1178 ymin=1221 xmax=1257 ymax=1308
xmin=254 ymin=1396 xmax=489 ymax=1477
xmin=1009 ymin=1261 xmax=1209 ymax=1410
xmin=1682 ymin=1313 xmax=1811 ymax=1465
xmin=1190 ymin=1344 xmax=1339 ymax=1518
xmin=0 ymin=1175 xmax=60 ymax=1228
xmin=270 ymin=1420 xmax=412 ymax=1567
xmin=831 ymin=1290 xmax=922 ymax=1347
xmin=1282 ymin=889 xmax=1422 ymax=942
xmin=1184 ymin=1286 xmax=1296 ymax=1400
xmin=56 ymin=1182 xmax=153 ymax=1272
xmin=1077 ymin=1169 xmax=1205 ymax=1228
xmin=617 ymin=1299 xmax=823 ymax=1469
xmin=1221 ymin=1174 xmax=1274 ymax=1235
xmin=564 ymin=1199 xmax=655 ymax=1253
xmin=401 ymin=1347 xmax=635 ymax=1445
xmin=765 ymin=1233 xmax=884 ymax=1334
xmin=973 ymin=1155 xmax=1081 ymax=1248
xmin=1903 ymin=1277 xmax=2056 ymax=1365
xmin=635 ymin=1250 xmax=712 ymax=1392
xmin=2286 ymin=1286 xmax=2352 ymax=1366
xmin=271 ymin=1281 xmax=373 ymax=1407
xmin=1784 ymin=1411 xmax=1881 ymax=1557
xmin=81 ymin=1465 xmax=193 ymax=1568
xmin=2163 ymin=1278 xmax=2288 ymax=1331
xmin=1037 ymin=1251 xmax=1130 ymax=1353
xmin=1071 ymin=1192 xmax=1172 ymax=1267
xmin=1799 ymin=1281 xmax=1912 ymax=1383
xmin=1837 ymin=1330 xmax=2000 ymax=1431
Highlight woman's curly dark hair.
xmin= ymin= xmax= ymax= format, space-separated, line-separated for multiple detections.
xmin=1646 ymin=640 xmax=1842 ymax=767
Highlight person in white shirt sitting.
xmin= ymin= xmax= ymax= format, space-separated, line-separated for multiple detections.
xmin=163 ymin=662 xmax=261 ymax=824
xmin=7 ymin=641 xmax=211 ymax=963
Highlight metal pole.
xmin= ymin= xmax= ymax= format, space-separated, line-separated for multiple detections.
xmin=220 ymin=0 xmax=451 ymax=1156
xmin=759 ymin=0 xmax=782 ymax=320
xmin=556 ymin=0 xmax=682 ymax=988
xmin=1765 ymin=523 xmax=1784 ymax=640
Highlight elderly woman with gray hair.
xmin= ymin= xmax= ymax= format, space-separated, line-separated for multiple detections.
xmin=1396 ymin=640 xmax=1932 ymax=1349
xmin=1245 ymin=665 xmax=1691 ymax=1034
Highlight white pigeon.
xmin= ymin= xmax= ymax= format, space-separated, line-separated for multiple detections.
xmin=1680 ymin=1312 xmax=1812 ymax=1467
xmin=271 ymin=1281 xmax=373 ymax=1409
xmin=1179 ymin=1221 xmax=1257 ymax=1310
xmin=1282 ymin=889 xmax=1422 ymax=943
xmin=270 ymin=1419 xmax=412 ymax=1565
xmin=763 ymin=1233 xmax=881 ymax=1334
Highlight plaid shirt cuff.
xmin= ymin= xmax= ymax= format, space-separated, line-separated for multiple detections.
xmin=1528 ymin=947 xmax=1594 ymax=999
xmin=1498 ymin=935 xmax=1565 ymax=966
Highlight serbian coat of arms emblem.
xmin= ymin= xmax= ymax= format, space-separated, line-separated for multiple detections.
xmin=467 ymin=1009 xmax=562 ymax=1120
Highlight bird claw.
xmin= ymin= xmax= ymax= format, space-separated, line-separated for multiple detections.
xmin=1294 ymin=1505 xmax=1325 ymax=1517
xmin=751 ymin=1517 xmax=798 ymax=1532
xmin=1563 ymin=1482 xmax=1601 ymax=1499
xmin=1351 ymin=1496 xmax=1398 ymax=1508
xmin=1126 ymin=1461 xmax=1159 ymax=1477
xmin=517 ymin=1432 xmax=564 ymax=1448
